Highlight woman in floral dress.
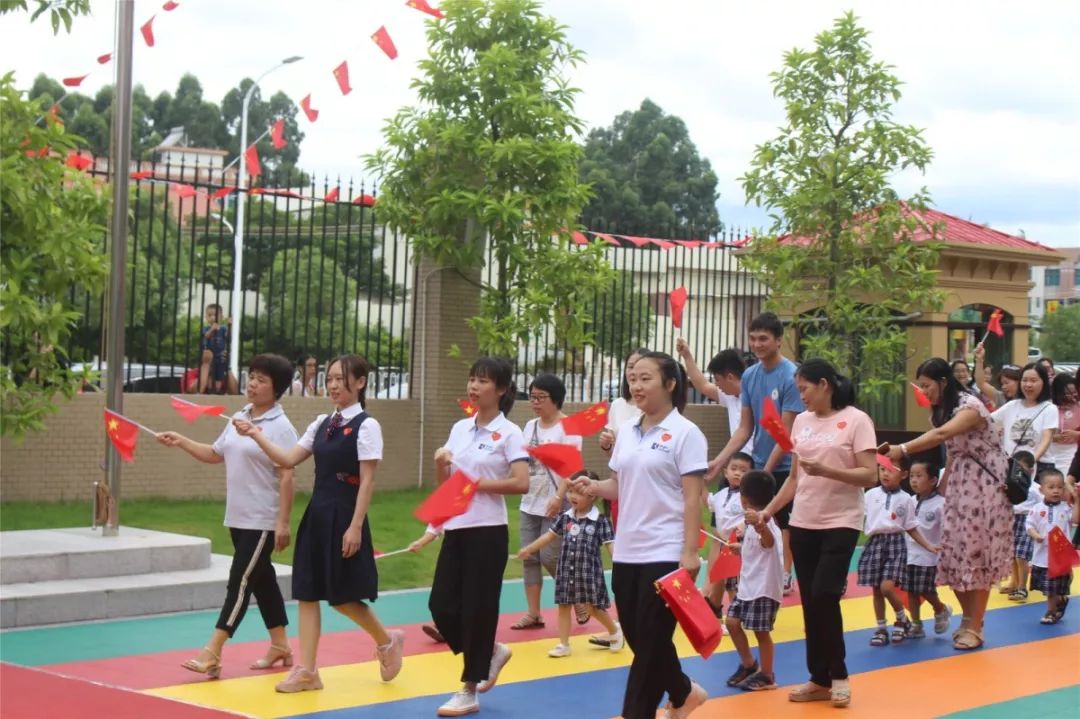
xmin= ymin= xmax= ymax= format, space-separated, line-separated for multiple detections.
xmin=882 ymin=357 xmax=1012 ymax=651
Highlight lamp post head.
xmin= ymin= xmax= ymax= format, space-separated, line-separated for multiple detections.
xmin=282 ymin=56 xmax=303 ymax=65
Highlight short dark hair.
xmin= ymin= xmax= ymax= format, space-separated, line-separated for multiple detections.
xmin=469 ymin=357 xmax=517 ymax=415
xmin=635 ymin=351 xmax=688 ymax=412
xmin=1037 ymin=467 xmax=1064 ymax=485
xmin=329 ymin=354 xmax=372 ymax=407
xmin=740 ymin=470 xmax=776 ymax=509
xmin=1051 ymin=372 xmax=1076 ymax=406
xmin=620 ymin=347 xmax=650 ymax=401
xmin=206 ymin=303 xmax=222 ymax=313
xmin=748 ymin=312 xmax=784 ymax=338
xmin=571 ymin=469 xmax=599 ymax=482
xmin=728 ymin=451 xmax=753 ymax=468
xmin=1012 ymin=450 xmax=1035 ymax=471
xmin=707 ymin=349 xmax=746 ymax=378
xmin=529 ymin=373 xmax=566 ymax=408
xmin=1020 ymin=362 xmax=1052 ymax=403
xmin=248 ymin=353 xmax=294 ymax=399
xmin=909 ymin=458 xmax=939 ymax=478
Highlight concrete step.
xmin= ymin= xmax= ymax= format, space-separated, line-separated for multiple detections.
xmin=0 ymin=527 xmax=210 ymax=584
xmin=0 ymin=553 xmax=292 ymax=628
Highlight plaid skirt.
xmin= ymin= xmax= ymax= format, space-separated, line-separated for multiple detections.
xmin=1030 ymin=565 xmax=1073 ymax=596
xmin=728 ymin=596 xmax=780 ymax=632
xmin=903 ymin=564 xmax=938 ymax=595
xmin=1013 ymin=513 xmax=1034 ymax=561
xmin=857 ymin=532 xmax=907 ymax=587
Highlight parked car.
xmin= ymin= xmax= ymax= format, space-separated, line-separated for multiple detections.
xmin=71 ymin=361 xmax=191 ymax=394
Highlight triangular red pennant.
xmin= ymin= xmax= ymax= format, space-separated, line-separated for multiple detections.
xmin=130 ymin=170 xmax=153 ymax=180
xmin=97 ymin=53 xmax=112 ymax=64
xmin=172 ymin=184 xmax=197 ymax=199
xmin=299 ymin=94 xmax=319 ymax=122
xmin=270 ymin=118 xmax=287 ymax=149
xmin=353 ymin=193 xmax=377 ymax=206
xmin=162 ymin=0 xmax=179 ymax=10
xmin=63 ymin=74 xmax=90 ymax=87
xmin=211 ymin=186 xmax=237 ymax=199
xmin=371 ymin=26 xmax=398 ymax=59
xmin=526 ymin=443 xmax=584 ymax=479
xmin=760 ymin=396 xmax=794 ymax=452
xmin=140 ymin=15 xmax=156 ymax=47
xmin=332 ymin=61 xmax=352 ymax=95
xmin=324 ymin=187 xmax=340 ymax=203
xmin=244 ymin=145 xmax=261 ymax=178
xmin=406 ymin=0 xmax=445 ymax=19
xmin=669 ymin=286 xmax=688 ymax=329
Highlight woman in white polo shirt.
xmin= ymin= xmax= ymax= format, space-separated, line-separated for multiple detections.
xmin=430 ymin=357 xmax=530 ymax=718
xmin=157 ymin=353 xmax=298 ymax=679
xmin=576 ymin=351 xmax=710 ymax=719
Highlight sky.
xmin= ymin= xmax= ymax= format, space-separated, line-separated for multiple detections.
xmin=3 ymin=0 xmax=1079 ymax=247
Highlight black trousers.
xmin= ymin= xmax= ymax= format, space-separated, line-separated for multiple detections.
xmin=612 ymin=561 xmax=691 ymax=719
xmin=215 ymin=527 xmax=288 ymax=637
xmin=429 ymin=525 xmax=508 ymax=683
xmin=789 ymin=526 xmax=859 ymax=686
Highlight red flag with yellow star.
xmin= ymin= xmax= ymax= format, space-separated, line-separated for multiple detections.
xmin=415 ymin=469 xmax=477 ymax=525
xmin=458 ymin=398 xmax=478 ymax=417
xmin=561 ymin=401 xmax=609 ymax=437
xmin=104 ymin=409 xmax=139 ymax=462
xmin=655 ymin=567 xmax=722 ymax=658
xmin=1048 ymin=526 xmax=1079 ymax=578
xmin=708 ymin=530 xmax=741 ymax=584
xmin=760 ymin=396 xmax=794 ymax=452
xmin=526 ymin=443 xmax=584 ymax=479
xmin=406 ymin=0 xmax=445 ymax=19
xmin=986 ymin=308 xmax=1005 ymax=338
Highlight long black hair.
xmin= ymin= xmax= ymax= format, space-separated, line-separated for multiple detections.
xmin=795 ymin=358 xmax=856 ymax=409
xmin=620 ymin=347 xmax=650 ymax=401
xmin=330 ymin=354 xmax=371 ymax=408
xmin=1020 ymin=362 xmax=1052 ymax=403
xmin=469 ymin=357 xmax=517 ymax=415
xmin=916 ymin=357 xmax=964 ymax=428
xmin=635 ymin=351 xmax=689 ymax=412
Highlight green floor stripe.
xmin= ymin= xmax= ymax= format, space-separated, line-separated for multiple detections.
xmin=938 ymin=685 xmax=1080 ymax=719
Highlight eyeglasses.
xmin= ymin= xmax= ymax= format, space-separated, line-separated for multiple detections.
xmin=528 ymin=394 xmax=551 ymax=403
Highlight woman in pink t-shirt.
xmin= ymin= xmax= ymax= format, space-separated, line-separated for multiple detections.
xmin=748 ymin=359 xmax=877 ymax=708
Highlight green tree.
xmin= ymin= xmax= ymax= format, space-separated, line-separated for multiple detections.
xmin=222 ymin=82 xmax=306 ymax=184
xmin=1 ymin=72 xmax=108 ymax=437
xmin=0 ymin=0 xmax=90 ymax=33
xmin=585 ymin=271 xmax=654 ymax=360
xmin=1040 ymin=304 xmax=1080 ymax=361
xmin=580 ymin=99 xmax=721 ymax=236
xmin=369 ymin=0 xmax=614 ymax=356
xmin=740 ymin=12 xmax=944 ymax=400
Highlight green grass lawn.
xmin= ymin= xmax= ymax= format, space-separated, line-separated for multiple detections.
xmin=0 ymin=489 xmax=529 ymax=591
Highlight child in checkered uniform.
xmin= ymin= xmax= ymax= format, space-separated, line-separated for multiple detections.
xmin=518 ymin=470 xmax=623 ymax=658
xmin=902 ymin=460 xmax=953 ymax=638
xmin=1004 ymin=451 xmax=1039 ymax=602
xmin=724 ymin=470 xmax=783 ymax=692
xmin=858 ymin=459 xmax=938 ymax=646
xmin=706 ymin=451 xmax=752 ymax=617
xmin=1026 ymin=469 xmax=1075 ymax=624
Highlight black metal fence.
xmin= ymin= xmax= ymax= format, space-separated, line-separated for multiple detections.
xmin=69 ymin=161 xmax=768 ymax=402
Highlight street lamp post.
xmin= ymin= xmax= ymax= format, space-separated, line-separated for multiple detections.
xmin=229 ymin=55 xmax=302 ymax=382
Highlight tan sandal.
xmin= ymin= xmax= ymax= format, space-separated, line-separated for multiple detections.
xmin=831 ymin=684 xmax=852 ymax=707
xmin=953 ymin=627 xmax=984 ymax=651
xmin=789 ymin=683 xmax=831 ymax=702
xmin=250 ymin=643 xmax=293 ymax=670
xmin=181 ymin=646 xmax=221 ymax=679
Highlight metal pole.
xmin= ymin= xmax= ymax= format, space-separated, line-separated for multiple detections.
xmin=103 ymin=0 xmax=135 ymax=537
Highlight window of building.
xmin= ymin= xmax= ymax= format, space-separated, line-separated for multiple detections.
xmin=1045 ymin=268 xmax=1060 ymax=286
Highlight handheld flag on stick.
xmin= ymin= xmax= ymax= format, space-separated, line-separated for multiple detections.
xmin=458 ymin=399 xmax=478 ymax=417
xmin=875 ymin=453 xmax=898 ymax=473
xmin=708 ymin=530 xmax=741 ymax=584
xmin=976 ymin=308 xmax=1005 ymax=350
xmin=654 ymin=568 xmax=723 ymax=659
xmin=374 ymin=547 xmax=411 ymax=560
xmin=561 ymin=401 xmax=609 ymax=437
xmin=760 ymin=397 xmax=794 ymax=452
xmin=103 ymin=409 xmax=154 ymax=462
xmin=669 ymin=287 xmax=688 ymax=329
xmin=526 ymin=443 xmax=584 ymax=479
xmin=1048 ymin=526 xmax=1079 ymax=578
xmin=170 ymin=396 xmax=227 ymax=423
xmin=911 ymin=383 xmax=931 ymax=408
xmin=415 ymin=470 xmax=478 ymax=526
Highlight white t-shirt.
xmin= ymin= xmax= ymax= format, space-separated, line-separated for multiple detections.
xmin=864 ymin=486 xmax=917 ymax=536
xmin=716 ymin=389 xmax=753 ymax=456
xmin=736 ymin=518 xmax=783 ymax=603
xmin=708 ymin=486 xmax=745 ymax=536
xmin=906 ymin=493 xmax=945 ymax=567
xmin=605 ymin=397 xmax=642 ymax=434
xmin=1025 ymin=500 xmax=1072 ymax=568
xmin=441 ymin=413 xmax=528 ymax=530
xmin=520 ymin=418 xmax=583 ymax=517
xmin=1047 ymin=402 xmax=1080 ymax=474
xmin=991 ymin=400 xmax=1059 ymax=457
xmin=213 ymin=403 xmax=298 ymax=530
xmin=609 ymin=409 xmax=709 ymax=563
xmin=297 ymin=402 xmax=383 ymax=461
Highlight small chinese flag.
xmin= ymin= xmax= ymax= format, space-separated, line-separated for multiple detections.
xmin=875 ymin=453 xmax=897 ymax=473
xmin=169 ymin=396 xmax=226 ymax=423
xmin=654 ymin=568 xmax=723 ymax=659
xmin=561 ymin=401 xmax=609 ymax=437
xmin=353 ymin=193 xmax=377 ymax=206
xmin=458 ymin=398 xmax=478 ymax=417
xmin=244 ymin=145 xmax=261 ymax=178
xmin=987 ymin=309 xmax=1004 ymax=338
xmin=162 ymin=1 xmax=179 ymax=10
xmin=66 ymin=152 xmax=92 ymax=171
xmin=526 ymin=443 xmax=584 ymax=479
xmin=299 ymin=94 xmax=319 ymax=123
xmin=104 ymin=409 xmax=140 ymax=463
xmin=669 ymin=286 xmax=688 ymax=329
xmin=406 ymin=0 xmax=445 ymax=19
xmin=415 ymin=469 xmax=478 ymax=525
xmin=130 ymin=170 xmax=154 ymax=180
xmin=270 ymin=118 xmax=287 ymax=150
xmin=140 ymin=15 xmax=156 ymax=47
xmin=97 ymin=53 xmax=112 ymax=64
xmin=371 ymin=26 xmax=398 ymax=60
xmin=760 ymin=396 xmax=794 ymax=452
xmin=709 ymin=530 xmax=742 ymax=583
xmin=211 ymin=186 xmax=237 ymax=200
xmin=324 ymin=187 xmax=340 ymax=203
xmin=911 ymin=383 xmax=931 ymax=408
xmin=63 ymin=74 xmax=89 ymax=87
xmin=332 ymin=61 xmax=352 ymax=95
xmin=1048 ymin=526 xmax=1079 ymax=578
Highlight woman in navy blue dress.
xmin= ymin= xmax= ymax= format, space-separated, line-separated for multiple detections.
xmin=236 ymin=354 xmax=405 ymax=693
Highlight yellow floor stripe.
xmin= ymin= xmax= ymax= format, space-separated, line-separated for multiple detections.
xmin=145 ymin=580 xmax=1061 ymax=719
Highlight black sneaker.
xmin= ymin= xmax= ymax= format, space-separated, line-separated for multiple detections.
xmin=726 ymin=661 xmax=758 ymax=687
xmin=738 ymin=670 xmax=778 ymax=691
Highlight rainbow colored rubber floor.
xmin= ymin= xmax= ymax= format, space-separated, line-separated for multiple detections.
xmin=1 ymin=568 xmax=1077 ymax=719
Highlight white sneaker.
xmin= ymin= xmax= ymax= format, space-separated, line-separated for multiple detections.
xmin=476 ymin=642 xmax=511 ymax=694
xmin=547 ymin=643 xmax=572 ymax=658
xmin=608 ymin=623 xmax=625 ymax=652
xmin=376 ymin=628 xmax=405 ymax=681
xmin=934 ymin=605 xmax=954 ymax=635
xmin=436 ymin=689 xmax=480 ymax=717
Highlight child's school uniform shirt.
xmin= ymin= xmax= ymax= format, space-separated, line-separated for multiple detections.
xmin=213 ymin=403 xmax=298 ymax=530
xmin=906 ymin=492 xmax=945 ymax=567
xmin=1013 ymin=481 xmax=1043 ymax=516
xmin=1025 ymin=500 xmax=1072 ymax=568
xmin=864 ymin=486 xmax=916 ymax=536
xmin=735 ymin=518 xmax=784 ymax=603
xmin=709 ymin=486 xmax=745 ymax=536
xmin=609 ymin=409 xmax=708 ymax=563
xmin=298 ymin=402 xmax=383 ymax=461
xmin=441 ymin=412 xmax=528 ymax=531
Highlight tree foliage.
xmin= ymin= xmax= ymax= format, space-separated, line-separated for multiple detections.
xmin=0 ymin=0 xmax=90 ymax=33
xmin=1 ymin=72 xmax=108 ymax=437
xmin=1040 ymin=304 xmax=1080 ymax=361
xmin=740 ymin=12 xmax=944 ymax=399
xmin=580 ymin=99 xmax=721 ymax=236
xmin=584 ymin=271 xmax=654 ymax=361
xmin=369 ymin=0 xmax=614 ymax=356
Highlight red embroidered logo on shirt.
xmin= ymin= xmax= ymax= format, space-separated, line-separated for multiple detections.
xmin=1041 ymin=511 xmax=1047 ymax=517
xmin=837 ymin=421 xmax=847 ymax=429
xmin=491 ymin=431 xmax=502 ymax=441
xmin=891 ymin=512 xmax=897 ymax=520
xmin=343 ymin=427 xmax=353 ymax=435
xmin=661 ymin=432 xmax=672 ymax=441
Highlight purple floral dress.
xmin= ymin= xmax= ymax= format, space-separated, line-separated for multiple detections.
xmin=937 ymin=393 xmax=1013 ymax=591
